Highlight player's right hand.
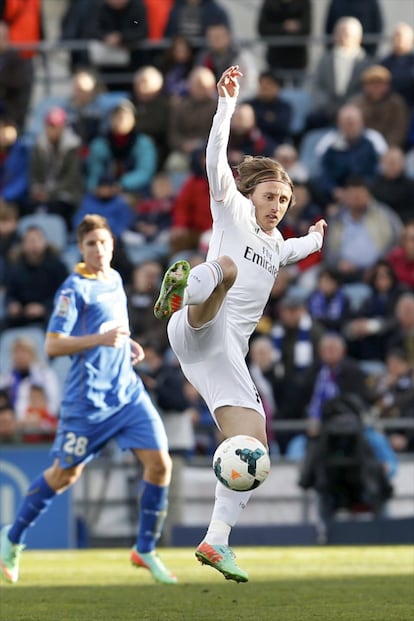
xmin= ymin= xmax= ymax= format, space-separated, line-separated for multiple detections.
xmin=100 ymin=325 xmax=130 ymax=347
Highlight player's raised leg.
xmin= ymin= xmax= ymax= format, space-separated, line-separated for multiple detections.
xmin=154 ymin=260 xmax=191 ymax=319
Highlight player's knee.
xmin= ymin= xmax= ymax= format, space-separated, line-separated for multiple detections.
xmin=147 ymin=452 xmax=172 ymax=483
xmin=217 ymin=255 xmax=237 ymax=287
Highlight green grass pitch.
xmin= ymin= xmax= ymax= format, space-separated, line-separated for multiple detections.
xmin=1 ymin=546 xmax=413 ymax=621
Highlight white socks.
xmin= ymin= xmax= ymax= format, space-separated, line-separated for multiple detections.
xmin=183 ymin=261 xmax=223 ymax=306
xmin=204 ymin=482 xmax=253 ymax=546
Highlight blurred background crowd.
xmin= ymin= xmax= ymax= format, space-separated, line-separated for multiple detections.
xmin=0 ymin=0 xmax=413 ymax=472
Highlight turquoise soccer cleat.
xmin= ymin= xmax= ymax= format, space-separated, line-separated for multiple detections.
xmin=153 ymin=260 xmax=190 ymax=320
xmin=195 ymin=542 xmax=248 ymax=583
xmin=0 ymin=525 xmax=25 ymax=584
xmin=130 ymin=547 xmax=178 ymax=584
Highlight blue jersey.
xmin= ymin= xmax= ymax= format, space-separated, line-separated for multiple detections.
xmin=47 ymin=263 xmax=143 ymax=422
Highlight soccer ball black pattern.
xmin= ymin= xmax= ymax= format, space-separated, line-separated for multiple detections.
xmin=213 ymin=435 xmax=271 ymax=491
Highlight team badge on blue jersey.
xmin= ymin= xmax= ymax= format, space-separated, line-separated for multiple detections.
xmin=56 ymin=292 xmax=71 ymax=317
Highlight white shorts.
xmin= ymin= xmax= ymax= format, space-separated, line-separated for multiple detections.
xmin=167 ymin=302 xmax=266 ymax=425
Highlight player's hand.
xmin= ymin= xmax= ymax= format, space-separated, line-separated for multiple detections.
xmin=100 ymin=325 xmax=130 ymax=347
xmin=308 ymin=219 xmax=327 ymax=238
xmin=217 ymin=65 xmax=243 ymax=99
xmin=130 ymin=339 xmax=145 ymax=365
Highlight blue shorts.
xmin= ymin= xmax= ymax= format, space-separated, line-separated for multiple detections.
xmin=51 ymin=390 xmax=169 ymax=469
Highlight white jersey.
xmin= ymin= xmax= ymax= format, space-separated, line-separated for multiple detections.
xmin=205 ymin=96 xmax=323 ymax=356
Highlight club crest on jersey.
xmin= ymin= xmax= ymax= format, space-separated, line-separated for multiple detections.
xmin=56 ymin=294 xmax=70 ymax=317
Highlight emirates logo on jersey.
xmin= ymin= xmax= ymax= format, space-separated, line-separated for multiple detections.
xmin=243 ymin=245 xmax=278 ymax=277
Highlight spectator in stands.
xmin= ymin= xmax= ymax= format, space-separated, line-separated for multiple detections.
xmin=0 ymin=388 xmax=16 ymax=442
xmin=29 ymin=107 xmax=83 ymax=231
xmin=323 ymin=176 xmax=403 ymax=283
xmin=374 ymin=348 xmax=414 ymax=453
xmin=166 ymin=66 xmax=216 ymax=172
xmin=0 ymin=21 xmax=33 ymax=129
xmin=279 ymin=180 xmax=321 ymax=238
xmin=144 ymin=0 xmax=173 ymax=43
xmin=228 ymin=103 xmax=277 ymax=168
xmin=344 ymin=260 xmax=407 ymax=362
xmin=308 ymin=17 xmax=373 ymax=129
xmin=73 ymin=172 xmax=134 ymax=239
xmin=169 ymin=146 xmax=211 ymax=257
xmin=60 ymin=0 xmax=94 ymax=70
xmin=87 ymin=99 xmax=157 ymax=201
xmin=301 ymin=334 xmax=373 ymax=436
xmin=5 ymin=226 xmax=68 ymax=328
xmin=1 ymin=0 xmax=42 ymax=54
xmin=257 ymin=0 xmax=311 ymax=77
xmin=0 ymin=335 xmax=61 ymax=422
xmin=137 ymin=340 xmax=196 ymax=455
xmin=270 ymin=292 xmax=324 ymax=452
xmin=314 ymin=105 xmax=381 ymax=206
xmin=260 ymin=266 xmax=297 ymax=329
xmin=17 ymin=384 xmax=58 ymax=443
xmin=131 ymin=66 xmax=171 ymax=170
xmin=273 ymin=143 xmax=309 ymax=184
xmin=244 ymin=71 xmax=292 ymax=146
xmin=247 ymin=334 xmax=278 ymax=454
xmin=297 ymin=334 xmax=396 ymax=530
xmin=159 ymin=35 xmax=196 ymax=99
xmin=195 ymin=23 xmax=258 ymax=101
xmin=0 ymin=201 xmax=20 ymax=292
xmin=308 ymin=268 xmax=350 ymax=334
xmin=0 ymin=118 xmax=29 ymax=210
xmin=351 ymin=65 xmax=410 ymax=149
xmin=85 ymin=0 xmax=148 ymax=91
xmin=370 ymin=148 xmax=414 ymax=224
xmin=124 ymin=171 xmax=173 ymax=265
xmin=324 ymin=0 xmax=383 ymax=57
xmin=386 ymin=293 xmax=414 ymax=366
xmin=386 ymin=221 xmax=414 ymax=289
xmin=126 ymin=260 xmax=169 ymax=349
xmin=183 ymin=379 xmax=217 ymax=456
xmin=163 ymin=0 xmax=231 ymax=48
xmin=380 ymin=22 xmax=414 ymax=112
xmin=63 ymin=67 xmax=107 ymax=156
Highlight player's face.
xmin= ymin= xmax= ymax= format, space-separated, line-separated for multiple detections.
xmin=79 ymin=228 xmax=114 ymax=276
xmin=250 ymin=180 xmax=292 ymax=234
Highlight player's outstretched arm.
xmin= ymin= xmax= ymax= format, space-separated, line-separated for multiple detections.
xmin=206 ymin=66 xmax=243 ymax=203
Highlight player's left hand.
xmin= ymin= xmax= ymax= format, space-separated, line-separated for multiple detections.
xmin=130 ymin=339 xmax=145 ymax=365
xmin=308 ymin=219 xmax=327 ymax=238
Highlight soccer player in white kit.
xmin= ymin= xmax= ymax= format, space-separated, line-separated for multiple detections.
xmin=154 ymin=65 xmax=327 ymax=582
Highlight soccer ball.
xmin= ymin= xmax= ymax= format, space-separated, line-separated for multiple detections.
xmin=212 ymin=435 xmax=271 ymax=492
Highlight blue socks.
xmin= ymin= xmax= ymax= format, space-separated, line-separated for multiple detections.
xmin=8 ymin=475 xmax=56 ymax=544
xmin=136 ymin=481 xmax=168 ymax=553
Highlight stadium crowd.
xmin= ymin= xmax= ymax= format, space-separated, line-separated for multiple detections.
xmin=0 ymin=0 xmax=413 ymax=463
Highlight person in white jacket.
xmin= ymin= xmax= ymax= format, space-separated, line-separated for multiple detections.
xmin=154 ymin=65 xmax=327 ymax=582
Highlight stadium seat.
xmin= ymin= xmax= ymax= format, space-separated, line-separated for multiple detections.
xmin=0 ymin=326 xmax=46 ymax=375
xmin=17 ymin=213 xmax=67 ymax=252
xmin=280 ymin=87 xmax=313 ymax=136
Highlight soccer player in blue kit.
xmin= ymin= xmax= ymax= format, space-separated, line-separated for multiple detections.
xmin=0 ymin=214 xmax=177 ymax=585
xmin=154 ymin=66 xmax=327 ymax=582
